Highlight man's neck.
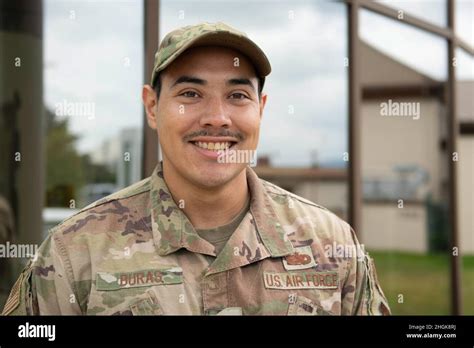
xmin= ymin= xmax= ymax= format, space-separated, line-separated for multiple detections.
xmin=162 ymin=163 xmax=249 ymax=230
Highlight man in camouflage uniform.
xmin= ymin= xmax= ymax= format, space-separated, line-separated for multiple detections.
xmin=2 ymin=22 xmax=391 ymax=316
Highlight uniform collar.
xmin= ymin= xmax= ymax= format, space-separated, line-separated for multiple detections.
xmin=149 ymin=162 xmax=294 ymax=261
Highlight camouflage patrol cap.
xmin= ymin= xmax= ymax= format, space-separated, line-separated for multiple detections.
xmin=150 ymin=22 xmax=271 ymax=86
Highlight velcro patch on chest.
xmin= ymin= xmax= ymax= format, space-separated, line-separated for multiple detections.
xmin=263 ymin=271 xmax=339 ymax=290
xmin=283 ymin=246 xmax=317 ymax=270
xmin=96 ymin=267 xmax=183 ymax=291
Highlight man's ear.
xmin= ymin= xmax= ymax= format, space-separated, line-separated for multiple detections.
xmin=142 ymin=84 xmax=158 ymax=129
xmin=259 ymin=93 xmax=268 ymax=119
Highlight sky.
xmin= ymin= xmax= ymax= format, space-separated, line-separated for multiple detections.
xmin=44 ymin=0 xmax=144 ymax=156
xmin=44 ymin=0 xmax=474 ymax=167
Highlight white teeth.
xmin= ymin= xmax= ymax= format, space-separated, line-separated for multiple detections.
xmin=194 ymin=141 xmax=232 ymax=151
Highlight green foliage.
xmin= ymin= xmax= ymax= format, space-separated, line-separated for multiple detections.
xmin=80 ymin=154 xmax=116 ymax=184
xmin=425 ymin=195 xmax=449 ymax=252
xmin=370 ymin=251 xmax=474 ymax=315
xmin=45 ymin=108 xmax=85 ymax=206
xmin=44 ymin=108 xmax=115 ymax=207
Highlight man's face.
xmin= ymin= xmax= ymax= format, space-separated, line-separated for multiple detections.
xmin=144 ymin=46 xmax=267 ymax=189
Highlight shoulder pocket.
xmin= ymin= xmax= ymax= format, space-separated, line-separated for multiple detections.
xmin=2 ymin=260 xmax=34 ymax=316
xmin=366 ymin=256 xmax=391 ymax=315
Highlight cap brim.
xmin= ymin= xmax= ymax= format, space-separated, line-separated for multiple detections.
xmin=153 ymin=31 xmax=271 ymax=84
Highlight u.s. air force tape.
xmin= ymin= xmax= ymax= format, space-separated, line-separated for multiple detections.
xmin=263 ymin=271 xmax=339 ymax=290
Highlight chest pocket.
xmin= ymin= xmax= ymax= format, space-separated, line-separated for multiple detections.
xmin=88 ymin=267 xmax=183 ymax=315
xmin=129 ymin=288 xmax=163 ymax=315
xmin=287 ymin=295 xmax=333 ymax=315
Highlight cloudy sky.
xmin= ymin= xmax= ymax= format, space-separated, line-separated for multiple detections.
xmin=44 ymin=0 xmax=474 ymax=167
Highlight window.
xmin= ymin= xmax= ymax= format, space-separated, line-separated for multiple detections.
xmin=44 ymin=0 xmax=144 ymax=235
xmin=360 ymin=8 xmax=451 ymax=314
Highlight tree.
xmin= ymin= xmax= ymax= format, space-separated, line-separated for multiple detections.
xmin=44 ymin=108 xmax=85 ymax=206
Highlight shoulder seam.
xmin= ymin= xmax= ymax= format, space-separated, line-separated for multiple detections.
xmin=261 ymin=179 xmax=329 ymax=211
xmin=51 ymin=185 xmax=151 ymax=233
xmin=52 ymin=233 xmax=82 ymax=313
xmin=82 ymin=187 xmax=150 ymax=212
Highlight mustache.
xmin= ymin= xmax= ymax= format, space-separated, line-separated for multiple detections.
xmin=183 ymin=129 xmax=245 ymax=142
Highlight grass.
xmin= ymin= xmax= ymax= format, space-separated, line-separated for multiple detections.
xmin=369 ymin=251 xmax=474 ymax=315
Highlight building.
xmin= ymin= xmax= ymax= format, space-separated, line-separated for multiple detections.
xmin=256 ymin=40 xmax=474 ymax=254
xmin=89 ymin=127 xmax=142 ymax=189
xmin=255 ymin=164 xmax=348 ymax=220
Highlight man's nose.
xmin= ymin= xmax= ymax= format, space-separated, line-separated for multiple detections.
xmin=199 ymin=97 xmax=232 ymax=129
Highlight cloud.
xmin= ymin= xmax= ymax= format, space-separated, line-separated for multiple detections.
xmin=359 ymin=8 xmax=448 ymax=81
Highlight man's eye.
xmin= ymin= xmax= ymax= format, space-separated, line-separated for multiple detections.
xmin=229 ymin=93 xmax=248 ymax=100
xmin=181 ymin=91 xmax=199 ymax=98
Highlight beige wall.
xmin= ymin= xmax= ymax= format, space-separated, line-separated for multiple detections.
xmin=361 ymin=98 xmax=444 ymax=201
xmin=294 ymin=181 xmax=347 ymax=219
xmin=458 ymin=136 xmax=474 ymax=254
xmin=362 ymin=203 xmax=427 ymax=252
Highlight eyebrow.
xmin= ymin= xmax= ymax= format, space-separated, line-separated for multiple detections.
xmin=171 ymin=75 xmax=207 ymax=87
xmin=227 ymin=78 xmax=256 ymax=91
xmin=171 ymin=75 xmax=255 ymax=91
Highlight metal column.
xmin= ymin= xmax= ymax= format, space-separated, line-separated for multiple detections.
xmin=142 ymin=0 xmax=159 ymax=178
xmin=347 ymin=0 xmax=362 ymax=237
xmin=446 ymin=0 xmax=462 ymax=316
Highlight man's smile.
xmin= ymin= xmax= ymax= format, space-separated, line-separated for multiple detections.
xmin=188 ymin=137 xmax=239 ymax=159
xmin=193 ymin=141 xmax=232 ymax=151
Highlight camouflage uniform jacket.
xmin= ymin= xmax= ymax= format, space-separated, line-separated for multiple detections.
xmin=2 ymin=163 xmax=391 ymax=315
